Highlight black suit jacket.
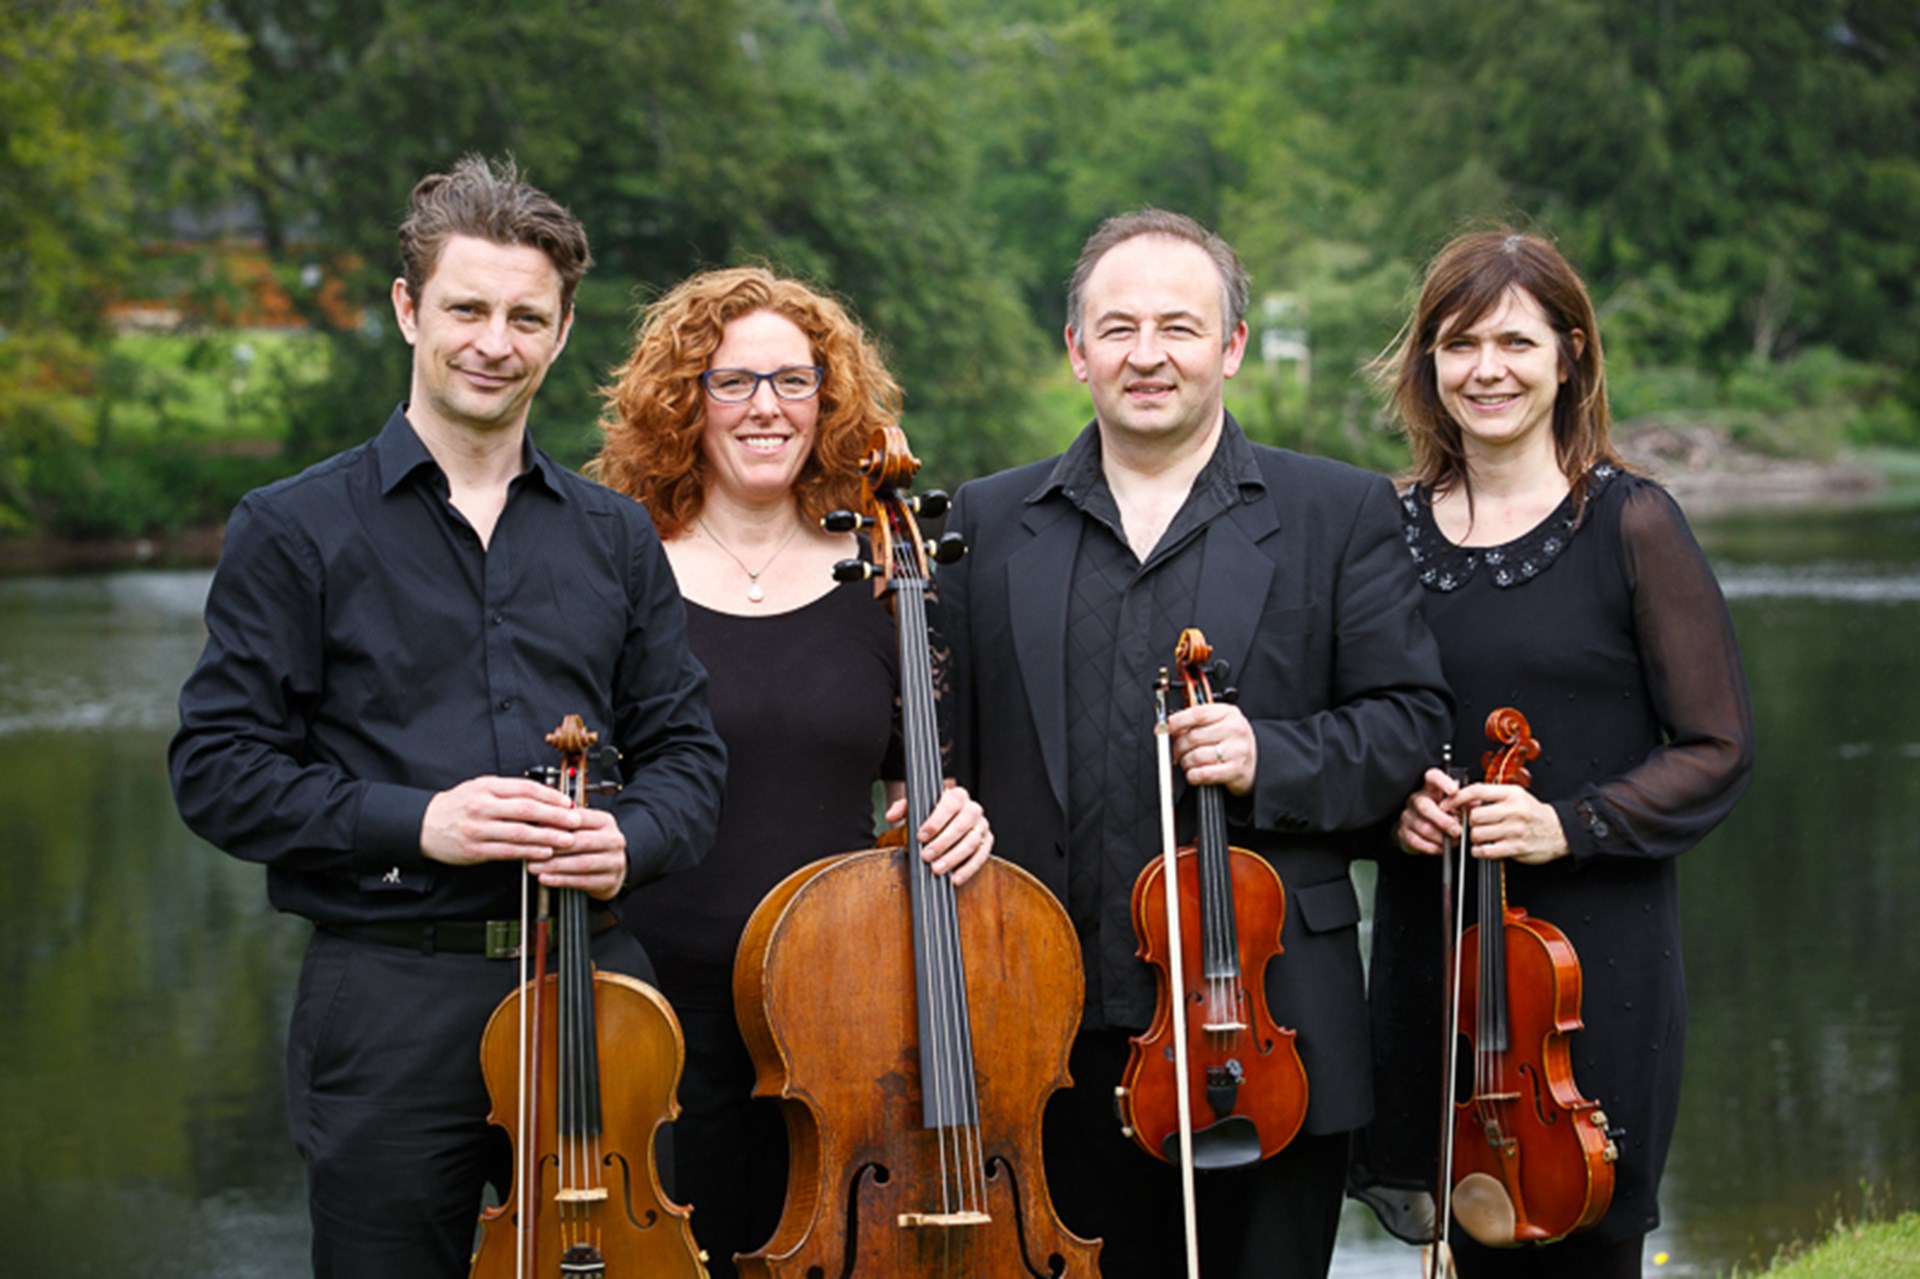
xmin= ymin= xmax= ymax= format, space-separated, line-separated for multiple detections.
xmin=941 ymin=419 xmax=1451 ymax=1134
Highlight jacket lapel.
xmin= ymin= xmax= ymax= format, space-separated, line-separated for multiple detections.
xmin=1008 ymin=502 xmax=1081 ymax=821
xmin=1194 ymin=485 xmax=1281 ymax=698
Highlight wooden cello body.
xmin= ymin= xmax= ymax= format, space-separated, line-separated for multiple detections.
xmin=1117 ymin=630 xmax=1308 ymax=1171
xmin=732 ymin=427 xmax=1099 ymax=1278
xmin=471 ymin=715 xmax=707 ymax=1279
xmin=734 ymin=848 xmax=1091 ymax=1277
xmin=1445 ymin=707 xmax=1617 ymax=1249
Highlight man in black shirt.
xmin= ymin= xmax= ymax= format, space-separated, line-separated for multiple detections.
xmin=940 ymin=210 xmax=1450 ymax=1276
xmin=170 ymin=156 xmax=725 ymax=1278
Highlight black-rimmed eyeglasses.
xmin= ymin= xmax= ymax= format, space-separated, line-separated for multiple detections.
xmin=701 ymin=366 xmax=825 ymax=403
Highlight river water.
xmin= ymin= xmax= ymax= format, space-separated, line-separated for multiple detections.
xmin=2 ymin=500 xmax=1915 ymax=1277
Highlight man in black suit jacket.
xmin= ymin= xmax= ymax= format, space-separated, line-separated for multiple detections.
xmin=941 ymin=209 xmax=1451 ymax=1277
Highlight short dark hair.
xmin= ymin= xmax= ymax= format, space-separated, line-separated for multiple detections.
xmin=1381 ymin=228 xmax=1621 ymax=499
xmin=396 ymin=154 xmax=592 ymax=312
xmin=1065 ymin=208 xmax=1250 ymax=344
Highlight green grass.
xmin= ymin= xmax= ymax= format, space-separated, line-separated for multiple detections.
xmin=1745 ymin=1211 xmax=1920 ymax=1277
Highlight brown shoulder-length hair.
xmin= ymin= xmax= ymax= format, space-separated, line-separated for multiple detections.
xmin=587 ymin=266 xmax=901 ymax=539
xmin=1378 ymin=228 xmax=1624 ymax=502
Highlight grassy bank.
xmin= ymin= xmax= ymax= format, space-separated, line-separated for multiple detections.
xmin=1744 ymin=1210 xmax=1920 ymax=1277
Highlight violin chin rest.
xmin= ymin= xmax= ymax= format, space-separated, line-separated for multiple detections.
xmin=1160 ymin=1114 xmax=1262 ymax=1170
xmin=1452 ymin=1173 xmax=1520 ymax=1248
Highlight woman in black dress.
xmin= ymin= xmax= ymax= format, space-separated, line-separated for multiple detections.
xmin=589 ymin=267 xmax=992 ymax=1277
xmin=1351 ymin=230 xmax=1755 ymax=1278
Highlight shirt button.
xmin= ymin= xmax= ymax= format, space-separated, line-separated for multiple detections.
xmin=493 ymin=612 xmax=505 ymax=626
xmin=498 ymin=699 xmax=512 ymax=712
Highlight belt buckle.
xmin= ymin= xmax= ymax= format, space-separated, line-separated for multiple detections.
xmin=484 ymin=920 xmax=523 ymax=960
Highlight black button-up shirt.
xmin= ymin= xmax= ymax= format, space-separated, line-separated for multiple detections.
xmin=1048 ymin=420 xmax=1260 ymax=1028
xmin=170 ymin=406 xmax=726 ymax=925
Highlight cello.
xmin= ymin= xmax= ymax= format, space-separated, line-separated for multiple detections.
xmin=1116 ymin=629 xmax=1309 ymax=1176
xmin=732 ymin=426 xmax=1099 ymax=1278
xmin=471 ymin=715 xmax=708 ymax=1279
xmin=1440 ymin=707 xmax=1618 ymax=1254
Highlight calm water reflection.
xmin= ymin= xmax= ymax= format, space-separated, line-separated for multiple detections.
xmin=3 ymin=503 xmax=1916 ymax=1277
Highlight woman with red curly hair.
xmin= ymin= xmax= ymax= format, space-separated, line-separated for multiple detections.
xmin=589 ymin=266 xmax=992 ymax=1276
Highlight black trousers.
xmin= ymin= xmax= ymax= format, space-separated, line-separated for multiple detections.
xmin=1043 ymin=1029 xmax=1348 ymax=1279
xmin=1451 ymin=1230 xmax=1645 ymax=1279
xmin=664 ymin=1005 xmax=789 ymax=1278
xmin=285 ymin=923 xmax=655 ymax=1279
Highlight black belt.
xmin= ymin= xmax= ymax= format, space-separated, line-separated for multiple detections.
xmin=322 ymin=910 xmax=618 ymax=958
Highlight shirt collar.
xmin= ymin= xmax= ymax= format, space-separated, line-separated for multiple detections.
xmin=1026 ymin=411 xmax=1267 ymax=510
xmin=375 ymin=404 xmax=563 ymax=500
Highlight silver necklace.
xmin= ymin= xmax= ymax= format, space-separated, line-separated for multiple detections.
xmin=698 ymin=517 xmax=804 ymax=603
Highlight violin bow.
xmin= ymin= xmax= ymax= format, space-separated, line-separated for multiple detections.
xmin=1428 ymin=745 xmax=1469 ymax=1279
xmin=1153 ymin=670 xmax=1203 ymax=1279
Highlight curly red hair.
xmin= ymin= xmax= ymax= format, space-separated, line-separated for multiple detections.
xmin=588 ymin=266 xmax=902 ymax=539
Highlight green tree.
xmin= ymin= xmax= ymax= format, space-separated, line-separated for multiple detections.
xmin=0 ymin=0 xmax=246 ymax=530
xmin=213 ymin=0 xmax=1045 ymax=482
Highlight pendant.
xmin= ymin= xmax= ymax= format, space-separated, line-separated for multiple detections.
xmin=747 ymin=581 xmax=765 ymax=603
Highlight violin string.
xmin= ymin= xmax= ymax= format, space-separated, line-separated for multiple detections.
xmin=1200 ymin=785 xmax=1231 ymax=1039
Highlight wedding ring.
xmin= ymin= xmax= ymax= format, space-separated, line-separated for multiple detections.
xmin=1214 ymin=745 xmax=1226 ymax=763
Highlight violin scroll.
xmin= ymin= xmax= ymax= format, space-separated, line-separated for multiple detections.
xmin=1480 ymin=708 xmax=1540 ymax=788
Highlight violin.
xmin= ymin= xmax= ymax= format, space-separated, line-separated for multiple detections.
xmin=471 ymin=715 xmax=707 ymax=1279
xmin=732 ymin=426 xmax=1099 ymax=1277
xmin=1117 ymin=629 xmax=1308 ymax=1175
xmin=1441 ymin=707 xmax=1618 ymax=1252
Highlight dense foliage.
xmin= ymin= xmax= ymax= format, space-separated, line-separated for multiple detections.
xmin=4 ymin=0 xmax=1916 ymax=537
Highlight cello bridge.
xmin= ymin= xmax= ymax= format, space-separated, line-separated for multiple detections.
xmin=897 ymin=1210 xmax=992 ymax=1229
xmin=555 ymin=1187 xmax=610 ymax=1204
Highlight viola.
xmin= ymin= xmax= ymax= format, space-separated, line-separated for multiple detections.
xmin=732 ymin=426 xmax=1099 ymax=1277
xmin=1443 ymin=707 xmax=1618 ymax=1250
xmin=1116 ymin=628 xmax=1308 ymax=1174
xmin=471 ymin=715 xmax=707 ymax=1279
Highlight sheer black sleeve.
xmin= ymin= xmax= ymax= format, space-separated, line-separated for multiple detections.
xmin=1556 ymin=483 xmax=1756 ymax=861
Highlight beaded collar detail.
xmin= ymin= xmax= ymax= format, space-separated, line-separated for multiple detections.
xmin=1401 ymin=464 xmax=1620 ymax=592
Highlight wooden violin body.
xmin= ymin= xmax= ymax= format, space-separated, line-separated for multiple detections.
xmin=1122 ymin=842 xmax=1307 ymax=1168
xmin=1447 ymin=708 xmax=1617 ymax=1247
xmin=473 ymin=967 xmax=706 ymax=1277
xmin=471 ymin=715 xmax=706 ymax=1279
xmin=732 ymin=427 xmax=1098 ymax=1278
xmin=1117 ymin=630 xmax=1308 ymax=1170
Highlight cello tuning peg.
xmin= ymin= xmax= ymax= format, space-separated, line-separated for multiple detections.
xmin=822 ymin=509 xmax=868 ymax=533
xmin=832 ymin=558 xmax=876 ymax=583
xmin=915 ymin=490 xmax=951 ymax=519
xmin=929 ymin=532 xmax=967 ymax=565
xmin=524 ymin=764 xmax=562 ymax=787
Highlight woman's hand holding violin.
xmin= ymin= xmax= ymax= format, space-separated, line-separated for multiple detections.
xmin=1397 ymin=769 xmax=1569 ymax=865
xmin=1396 ymin=766 xmax=1462 ymax=855
xmin=1451 ymin=781 xmax=1569 ymax=865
